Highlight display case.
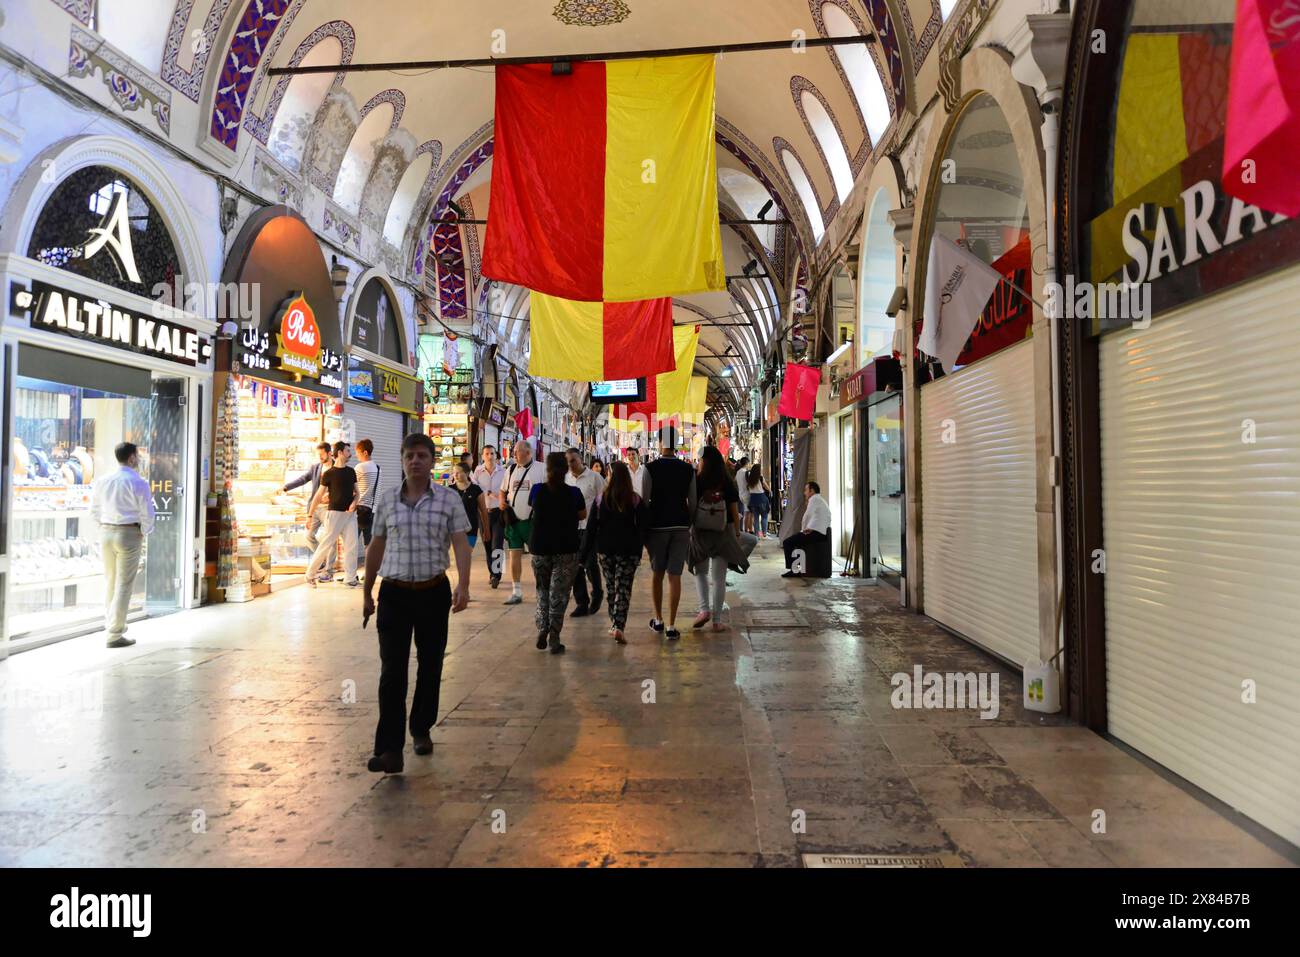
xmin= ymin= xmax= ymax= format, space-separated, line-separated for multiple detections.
xmin=426 ymin=413 xmax=469 ymax=484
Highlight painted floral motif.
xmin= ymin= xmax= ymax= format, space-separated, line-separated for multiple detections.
xmin=107 ymin=71 xmax=142 ymax=111
xmin=552 ymin=0 xmax=631 ymax=27
xmin=210 ymin=0 xmax=292 ymax=151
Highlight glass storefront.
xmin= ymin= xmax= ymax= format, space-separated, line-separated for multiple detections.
xmin=8 ymin=345 xmax=188 ymax=646
xmin=869 ymin=394 xmax=903 ymax=585
xmin=836 ymin=412 xmax=856 ymax=557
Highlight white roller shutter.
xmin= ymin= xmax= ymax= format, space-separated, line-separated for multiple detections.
xmin=1100 ymin=265 xmax=1300 ymax=846
xmin=920 ymin=339 xmax=1039 ymax=665
xmin=344 ymin=403 xmax=404 ymax=503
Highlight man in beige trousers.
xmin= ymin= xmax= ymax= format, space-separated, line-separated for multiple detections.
xmin=90 ymin=442 xmax=156 ymax=648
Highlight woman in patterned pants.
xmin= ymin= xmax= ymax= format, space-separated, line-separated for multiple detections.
xmin=595 ymin=461 xmax=650 ymax=644
xmin=526 ymin=452 xmax=587 ymax=654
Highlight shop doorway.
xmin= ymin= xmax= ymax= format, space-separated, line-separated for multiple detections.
xmin=6 ymin=346 xmax=190 ymax=650
xmin=869 ymin=394 xmax=903 ymax=588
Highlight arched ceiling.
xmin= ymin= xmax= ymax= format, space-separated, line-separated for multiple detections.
xmin=161 ymin=0 xmax=948 ymax=418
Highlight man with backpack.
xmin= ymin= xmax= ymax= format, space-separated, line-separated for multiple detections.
xmin=499 ymin=440 xmax=546 ymax=605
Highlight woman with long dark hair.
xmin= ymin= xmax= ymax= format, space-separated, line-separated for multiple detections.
xmin=687 ymin=445 xmax=749 ymax=632
xmin=595 ymin=460 xmax=648 ymax=644
xmin=527 ymin=451 xmax=586 ymax=654
xmin=745 ymin=464 xmax=771 ymax=538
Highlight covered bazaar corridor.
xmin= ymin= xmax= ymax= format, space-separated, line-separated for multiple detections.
xmin=0 ymin=547 xmax=1288 ymax=868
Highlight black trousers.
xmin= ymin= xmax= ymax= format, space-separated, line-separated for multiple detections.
xmin=374 ymin=578 xmax=451 ymax=756
xmin=571 ymin=526 xmax=603 ymax=608
xmin=783 ymin=530 xmax=829 ymax=570
xmin=481 ymin=510 xmax=505 ymax=581
xmin=357 ymin=505 xmax=374 ymax=547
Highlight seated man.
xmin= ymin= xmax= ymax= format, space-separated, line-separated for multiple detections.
xmin=782 ymin=481 xmax=832 ymax=578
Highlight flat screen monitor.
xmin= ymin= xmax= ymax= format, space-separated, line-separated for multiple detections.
xmin=589 ymin=379 xmax=645 ymax=404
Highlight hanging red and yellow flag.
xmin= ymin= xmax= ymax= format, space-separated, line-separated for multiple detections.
xmin=527 ymin=293 xmax=675 ymax=382
xmin=611 ymin=324 xmax=700 ymax=430
xmin=483 ymin=55 xmax=725 ymax=303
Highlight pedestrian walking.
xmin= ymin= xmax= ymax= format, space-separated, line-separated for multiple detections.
xmin=566 ymin=447 xmax=605 ymax=618
xmin=472 ymin=445 xmax=506 ymax=588
xmin=280 ymin=441 xmax=332 ymax=551
xmin=305 ymin=442 xmax=360 ymax=587
xmin=625 ymin=447 xmax=647 ymax=497
xmin=744 ymin=464 xmax=771 ymax=538
xmin=354 ymin=438 xmax=380 ymax=547
xmin=591 ymin=459 xmax=606 ymax=480
xmin=735 ymin=455 xmax=750 ymax=532
xmin=452 ymin=461 xmax=490 ymax=550
xmin=362 ymin=433 xmax=472 ymax=774
xmin=90 ymin=442 xmax=156 ymax=648
xmin=499 ymin=440 xmax=546 ymax=605
xmin=688 ymin=445 xmax=751 ymax=632
xmin=642 ymin=426 xmax=696 ymax=640
xmin=596 ymin=460 xmax=649 ymax=644
xmin=528 ymin=451 xmax=587 ymax=654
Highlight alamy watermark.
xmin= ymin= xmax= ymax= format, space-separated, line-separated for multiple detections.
xmin=891 ymin=665 xmax=999 ymax=720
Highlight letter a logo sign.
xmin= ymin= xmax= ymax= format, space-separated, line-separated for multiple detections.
xmin=82 ymin=191 xmax=142 ymax=284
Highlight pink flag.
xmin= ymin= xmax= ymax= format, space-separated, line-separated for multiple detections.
xmin=777 ymin=362 xmax=820 ymax=421
xmin=514 ymin=408 xmax=534 ymax=439
xmin=1223 ymin=0 xmax=1300 ymax=216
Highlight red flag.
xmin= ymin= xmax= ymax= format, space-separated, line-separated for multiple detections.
xmin=1223 ymin=0 xmax=1300 ymax=216
xmin=778 ymin=363 xmax=820 ymax=421
xmin=514 ymin=408 xmax=534 ymax=439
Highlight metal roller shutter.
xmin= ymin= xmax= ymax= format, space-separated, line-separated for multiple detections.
xmin=920 ymin=339 xmax=1039 ymax=666
xmin=1099 ymin=265 xmax=1300 ymax=845
xmin=343 ymin=403 xmax=404 ymax=504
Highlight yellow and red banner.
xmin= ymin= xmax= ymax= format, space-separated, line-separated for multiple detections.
xmin=527 ymin=293 xmax=675 ymax=381
xmin=611 ymin=324 xmax=700 ymax=430
xmin=483 ymin=55 xmax=724 ymax=302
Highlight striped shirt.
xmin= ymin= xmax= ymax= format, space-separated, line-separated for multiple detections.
xmin=372 ymin=480 xmax=470 ymax=581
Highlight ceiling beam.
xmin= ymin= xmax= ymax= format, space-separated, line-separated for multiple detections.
xmin=269 ymin=35 xmax=876 ymax=77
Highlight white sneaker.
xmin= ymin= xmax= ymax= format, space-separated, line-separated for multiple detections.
xmin=504 ymin=593 xmax=522 ymax=605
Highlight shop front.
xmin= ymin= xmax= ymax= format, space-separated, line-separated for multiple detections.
xmin=344 ymin=273 xmax=420 ymax=494
xmin=832 ymin=357 xmax=903 ymax=585
xmin=0 ymin=153 xmax=214 ymax=652
xmin=910 ymin=72 xmax=1047 ymax=669
xmin=418 ymin=332 xmax=474 ymax=483
xmin=1060 ymin=0 xmax=1300 ymax=845
xmin=215 ymin=207 xmax=345 ymax=595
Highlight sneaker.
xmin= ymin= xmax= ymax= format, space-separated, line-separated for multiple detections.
xmin=613 ymin=629 xmax=626 ymax=645
xmin=692 ymin=611 xmax=712 ymax=629
xmin=106 ymin=636 xmax=135 ymax=649
xmin=649 ymin=618 xmax=665 ymax=633
xmin=548 ymin=635 xmax=566 ymax=654
xmin=319 ymin=574 xmax=335 ymax=582
xmin=570 ymin=606 xmax=590 ymax=618
xmin=781 ymin=571 xmax=797 ymax=578
xmin=489 ymin=576 xmax=501 ymax=589
xmin=505 ymin=593 xmax=523 ymax=605
xmin=345 ymin=579 xmax=361 ymax=588
xmin=665 ymin=627 xmax=681 ymax=641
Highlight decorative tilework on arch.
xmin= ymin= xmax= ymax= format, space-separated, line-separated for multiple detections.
xmin=210 ymin=0 xmax=292 ymax=150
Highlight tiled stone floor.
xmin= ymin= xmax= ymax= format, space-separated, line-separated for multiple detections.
xmin=0 ymin=540 xmax=1292 ymax=867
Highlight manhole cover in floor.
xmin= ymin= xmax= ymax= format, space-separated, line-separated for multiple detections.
xmin=801 ymin=853 xmax=964 ymax=868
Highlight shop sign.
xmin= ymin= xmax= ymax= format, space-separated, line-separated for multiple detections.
xmin=239 ymin=321 xmax=343 ymax=390
xmin=273 ymin=293 xmax=321 ymax=376
xmin=1085 ymin=138 xmax=1299 ymax=332
xmin=13 ymin=280 xmax=212 ymax=367
xmin=840 ymin=356 xmax=902 ymax=410
xmin=347 ymin=355 xmax=420 ymax=414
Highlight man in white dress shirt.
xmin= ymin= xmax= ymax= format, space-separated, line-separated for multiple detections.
xmin=625 ymin=447 xmax=647 ymax=498
xmin=472 ymin=445 xmax=506 ymax=588
xmin=782 ymin=481 xmax=832 ymax=578
xmin=90 ymin=442 xmax=156 ymax=647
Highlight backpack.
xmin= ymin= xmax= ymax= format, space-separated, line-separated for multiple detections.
xmin=694 ymin=487 xmax=728 ymax=532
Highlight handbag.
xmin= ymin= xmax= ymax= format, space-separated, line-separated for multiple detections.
xmin=502 ymin=462 xmax=529 ymax=526
xmin=694 ymin=488 xmax=728 ymax=532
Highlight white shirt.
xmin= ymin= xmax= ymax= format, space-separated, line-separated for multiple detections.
xmin=502 ymin=459 xmax=546 ymax=520
xmin=91 ymin=465 xmax=156 ymax=535
xmin=565 ymin=468 xmax=605 ymax=530
xmin=802 ymin=494 xmax=832 ymax=535
xmin=354 ymin=460 xmax=380 ymax=507
xmin=472 ymin=463 xmax=505 ymax=497
xmin=628 ymin=464 xmax=646 ymax=497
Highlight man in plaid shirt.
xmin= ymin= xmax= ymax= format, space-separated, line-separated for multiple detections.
xmin=362 ymin=433 xmax=472 ymax=774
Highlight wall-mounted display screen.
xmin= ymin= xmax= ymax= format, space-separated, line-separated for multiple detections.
xmin=589 ymin=379 xmax=645 ymax=404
